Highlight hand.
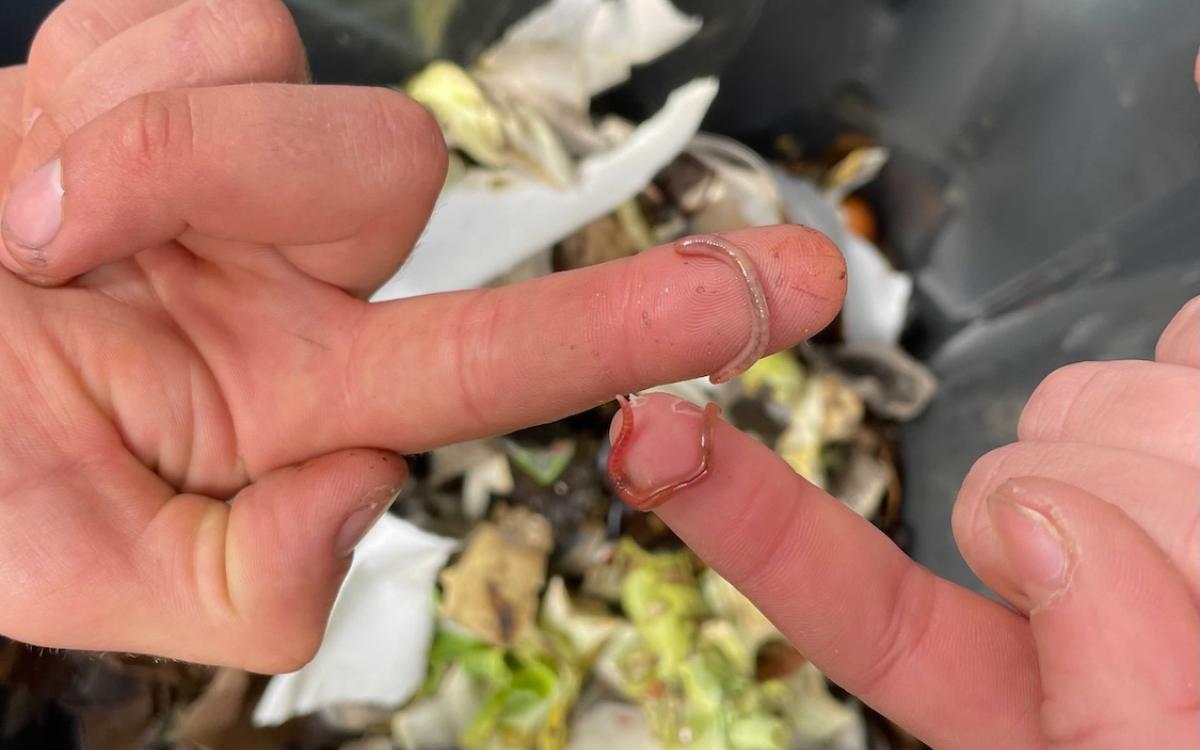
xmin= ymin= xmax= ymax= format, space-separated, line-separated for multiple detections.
xmin=0 ymin=0 xmax=847 ymax=673
xmin=620 ymin=302 xmax=1200 ymax=750
xmin=616 ymin=50 xmax=1200 ymax=749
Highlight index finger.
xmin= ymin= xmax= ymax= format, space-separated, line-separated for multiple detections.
xmin=613 ymin=392 xmax=1044 ymax=750
xmin=344 ymin=225 xmax=846 ymax=451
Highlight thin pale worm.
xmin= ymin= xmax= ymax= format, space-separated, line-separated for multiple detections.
xmin=676 ymin=235 xmax=770 ymax=384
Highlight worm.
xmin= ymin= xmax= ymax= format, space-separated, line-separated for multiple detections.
xmin=607 ymin=394 xmax=722 ymax=511
xmin=676 ymin=235 xmax=770 ymax=384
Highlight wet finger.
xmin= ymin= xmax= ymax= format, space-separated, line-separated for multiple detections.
xmin=607 ymin=392 xmax=1043 ymax=750
xmin=345 ymin=225 xmax=847 ymax=451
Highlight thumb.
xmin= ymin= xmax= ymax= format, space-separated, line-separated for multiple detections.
xmin=140 ymin=449 xmax=407 ymax=674
xmin=987 ymin=477 xmax=1200 ymax=749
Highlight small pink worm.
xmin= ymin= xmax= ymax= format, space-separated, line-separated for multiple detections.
xmin=607 ymin=394 xmax=722 ymax=511
xmin=676 ymin=234 xmax=771 ymax=384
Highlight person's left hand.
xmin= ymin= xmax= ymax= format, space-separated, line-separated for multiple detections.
xmin=0 ymin=0 xmax=846 ymax=672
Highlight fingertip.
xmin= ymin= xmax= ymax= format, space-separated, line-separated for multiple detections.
xmin=369 ymin=86 xmax=450 ymax=195
xmin=606 ymin=392 xmax=707 ymax=503
xmin=724 ymin=224 xmax=848 ymax=345
xmin=1156 ymin=295 xmax=1200 ymax=367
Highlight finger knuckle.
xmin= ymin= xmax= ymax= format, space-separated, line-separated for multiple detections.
xmin=1042 ymin=699 xmax=1200 ymax=749
xmin=361 ymin=88 xmax=449 ymax=193
xmin=718 ymin=472 xmax=807 ymax=595
xmin=1018 ymin=362 xmax=1104 ymax=441
xmin=1156 ymin=295 xmax=1200 ymax=362
xmin=1040 ymin=702 xmax=1129 ymax=749
xmin=114 ymin=92 xmax=195 ymax=170
xmin=28 ymin=1 xmax=108 ymax=72
xmin=952 ymin=443 xmax=1021 ymax=544
xmin=449 ymin=290 xmax=501 ymax=433
xmin=852 ymin=565 xmax=939 ymax=697
xmin=200 ymin=0 xmax=305 ymax=81
xmin=250 ymin=621 xmax=324 ymax=674
xmin=609 ymin=262 xmax=653 ymax=385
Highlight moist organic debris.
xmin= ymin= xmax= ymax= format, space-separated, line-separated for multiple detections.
xmin=505 ymin=439 xmax=577 ymax=487
xmin=439 ymin=506 xmax=554 ymax=647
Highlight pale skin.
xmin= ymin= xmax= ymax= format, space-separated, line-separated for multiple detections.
xmin=0 ymin=2 xmax=1196 ymax=749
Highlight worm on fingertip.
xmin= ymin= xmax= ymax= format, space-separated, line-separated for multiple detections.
xmin=607 ymin=394 xmax=721 ymax=511
xmin=675 ymin=235 xmax=770 ymax=384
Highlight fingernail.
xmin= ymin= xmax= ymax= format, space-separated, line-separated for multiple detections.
xmin=1 ymin=156 xmax=64 ymax=263
xmin=336 ymin=485 xmax=400 ymax=557
xmin=987 ymin=488 xmax=1074 ymax=608
xmin=23 ymin=108 xmax=42 ymax=135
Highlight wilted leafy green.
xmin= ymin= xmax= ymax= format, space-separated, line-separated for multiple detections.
xmin=504 ymin=439 xmax=576 ymax=487
xmin=594 ymin=541 xmax=793 ymax=750
xmin=740 ymin=351 xmax=808 ymax=405
xmin=405 ymin=60 xmax=575 ymax=186
xmin=414 ymin=538 xmax=853 ymax=750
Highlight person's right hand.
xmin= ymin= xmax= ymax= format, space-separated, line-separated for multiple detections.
xmin=0 ymin=0 xmax=847 ymax=673
xmin=611 ymin=52 xmax=1200 ymax=750
xmin=617 ymin=302 xmax=1200 ymax=750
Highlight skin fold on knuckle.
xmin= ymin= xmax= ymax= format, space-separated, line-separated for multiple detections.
xmin=715 ymin=469 xmax=810 ymax=599
xmin=850 ymin=564 xmax=939 ymax=699
xmin=243 ymin=618 xmax=324 ymax=674
xmin=447 ymin=289 xmax=502 ymax=435
xmin=951 ymin=445 xmax=1016 ymax=547
xmin=198 ymin=0 xmax=305 ymax=81
xmin=1039 ymin=697 xmax=1147 ymax=750
xmin=26 ymin=2 xmax=109 ymax=94
xmin=584 ymin=258 xmax=652 ymax=389
xmin=359 ymin=88 xmax=449 ymax=200
xmin=113 ymin=91 xmax=196 ymax=176
xmin=953 ymin=444 xmax=1052 ymax=560
xmin=1017 ymin=363 xmax=1103 ymax=441
xmin=1156 ymin=296 xmax=1200 ymax=361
